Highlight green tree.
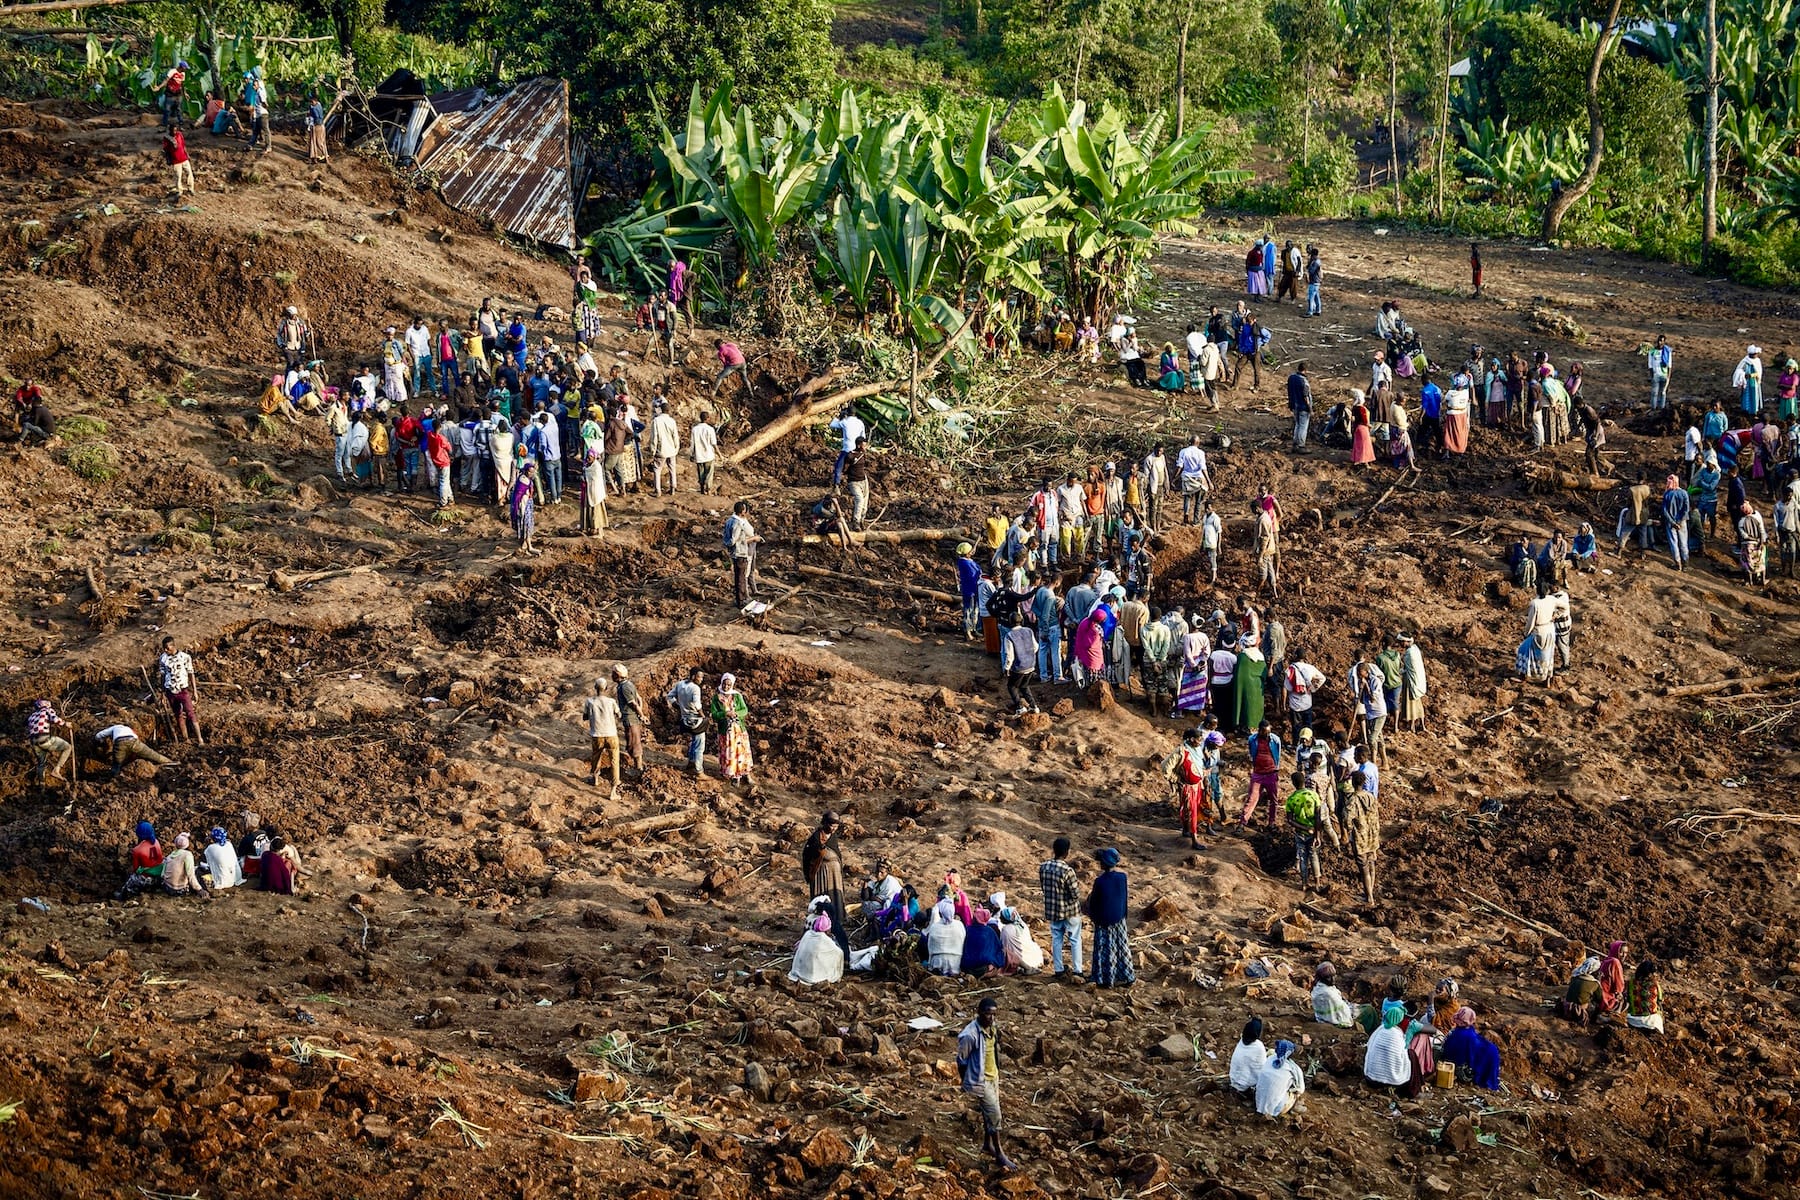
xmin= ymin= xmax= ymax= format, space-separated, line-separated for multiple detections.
xmin=1269 ymin=0 xmax=1342 ymax=160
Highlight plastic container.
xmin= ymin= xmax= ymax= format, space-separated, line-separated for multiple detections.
xmin=1434 ymin=1062 xmax=1456 ymax=1090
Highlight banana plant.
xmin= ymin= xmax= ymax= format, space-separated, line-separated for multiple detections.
xmin=1456 ymin=116 xmax=1585 ymax=205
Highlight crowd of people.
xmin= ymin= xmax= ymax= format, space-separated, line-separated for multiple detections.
xmin=116 ymin=811 xmax=304 ymax=900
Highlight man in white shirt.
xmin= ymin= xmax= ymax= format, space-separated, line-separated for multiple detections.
xmin=1202 ymin=504 xmax=1222 ymax=583
xmin=203 ymin=827 xmax=243 ymax=890
xmin=1282 ymin=660 xmax=1326 ymax=743
xmin=650 ymin=397 xmax=682 ymax=495
xmin=404 ymin=318 xmax=434 ymax=395
xmin=94 ymin=723 xmax=172 ymax=780
xmin=1177 ymin=435 xmax=1211 ymax=524
xmin=828 ymin=405 xmax=866 ymax=488
xmin=1549 ymin=586 xmax=1574 ymax=669
xmin=725 ymin=500 xmax=761 ymax=605
xmin=691 ymin=411 xmax=719 ymax=494
xmin=156 ymin=635 xmax=204 ymax=745
xmin=581 ymin=678 xmax=622 ymax=797
xmin=1183 ymin=324 xmax=1206 ymax=385
xmin=1055 ymin=473 xmax=1088 ymax=560
xmin=1140 ymin=444 xmax=1168 ymax=530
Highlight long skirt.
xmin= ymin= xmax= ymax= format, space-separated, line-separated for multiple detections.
xmin=721 ymin=721 xmax=753 ymax=780
xmin=1399 ymin=683 xmax=1425 ymax=723
xmin=1175 ymin=667 xmax=1210 ymax=713
xmin=1210 ymin=677 xmax=1236 ymax=730
xmin=1179 ymin=780 xmax=1210 ymax=836
xmin=1109 ymin=628 xmax=1132 ymax=690
xmin=1351 ymin=427 xmax=1375 ymax=465
xmin=1247 ymin=271 xmax=1266 ymax=296
xmin=1442 ymin=411 xmax=1469 ymax=454
xmin=1517 ymin=631 xmax=1553 ymax=680
xmin=1092 ymin=921 xmax=1135 ymax=987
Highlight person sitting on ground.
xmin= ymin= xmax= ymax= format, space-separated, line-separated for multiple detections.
xmin=873 ymin=884 xmax=920 ymax=938
xmin=235 ymin=810 xmax=269 ymax=881
xmin=961 ymin=907 xmax=1007 ymax=978
xmin=1598 ymin=940 xmax=1629 ymax=1014
xmin=993 ymin=904 xmax=1045 ymax=974
xmin=161 ymin=832 xmax=210 ymax=898
xmin=1625 ymin=959 xmax=1665 ymax=1033
xmin=926 ymin=898 xmax=966 ymax=974
xmin=94 ymin=722 xmax=173 ymax=780
xmin=940 ymin=869 xmax=975 ymax=926
xmin=1556 ymin=956 xmax=1603 ymax=1023
xmin=116 ymin=820 xmax=165 ymax=899
xmin=1363 ymin=1003 xmax=1411 ymax=1089
xmin=861 ymin=858 xmax=903 ymax=915
xmin=202 ymin=826 xmax=242 ymax=891
xmin=789 ymin=897 xmax=846 ymax=986
xmin=1229 ymin=1017 xmax=1270 ymax=1095
xmin=1570 ymin=522 xmax=1600 ymax=572
xmin=1255 ymin=1039 xmax=1305 ymax=1118
xmin=261 ymin=833 xmax=299 ymax=894
xmin=1311 ymin=960 xmax=1357 ymax=1026
xmin=1439 ymin=1006 xmax=1502 ymax=1090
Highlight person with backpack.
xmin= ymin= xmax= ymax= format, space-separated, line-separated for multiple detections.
xmin=274 ymin=306 xmax=309 ymax=371
xmin=162 ymin=126 xmax=194 ymax=199
xmin=153 ymin=60 xmax=187 ymax=129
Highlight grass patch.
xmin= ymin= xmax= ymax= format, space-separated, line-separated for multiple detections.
xmin=252 ymin=414 xmax=283 ymax=441
xmin=0 ymin=1099 xmax=19 ymax=1123
xmin=64 ymin=441 xmax=119 ymax=482
xmin=273 ymin=268 xmax=298 ymax=286
xmin=36 ymin=537 xmax=63 ymax=559
xmin=155 ymin=528 xmax=213 ymax=554
xmin=57 ymin=414 xmax=109 ymax=442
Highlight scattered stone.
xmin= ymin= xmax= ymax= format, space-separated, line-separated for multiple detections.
xmin=1421 ymin=1174 xmax=1454 ymax=1196
xmin=1127 ymin=1153 xmax=1171 ymax=1190
xmin=575 ymin=1070 xmax=630 ymax=1103
xmin=1142 ymin=896 xmax=1183 ymax=923
xmin=1442 ymin=1114 xmax=1478 ymax=1154
xmin=446 ymin=679 xmax=477 ymax=705
xmin=1152 ymin=1033 xmax=1194 ymax=1060
xmin=641 ymin=896 xmax=666 ymax=921
xmin=1051 ymin=698 xmax=1075 ymax=717
xmin=929 ymin=686 xmax=961 ymax=712
xmin=1017 ymin=711 xmax=1051 ymax=733
xmin=744 ymin=1061 xmax=772 ymax=1100
xmin=1086 ymin=680 xmax=1116 ymax=712
xmin=798 ymin=1128 xmax=854 ymax=1173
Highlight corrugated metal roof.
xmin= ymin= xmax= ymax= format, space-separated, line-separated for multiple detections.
xmin=416 ymin=77 xmax=577 ymax=250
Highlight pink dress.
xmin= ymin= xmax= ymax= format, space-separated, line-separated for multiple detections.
xmin=1073 ymin=613 xmax=1107 ymax=674
xmin=1350 ymin=406 xmax=1376 ymax=465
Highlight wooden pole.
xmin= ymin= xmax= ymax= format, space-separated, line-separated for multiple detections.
xmin=0 ymin=0 xmax=140 ymax=17
xmin=797 ymin=527 xmax=964 ymax=547
xmin=724 ymin=379 xmax=898 ymax=467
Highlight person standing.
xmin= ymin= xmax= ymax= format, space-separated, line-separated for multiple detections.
xmin=709 ymin=673 xmax=755 ymax=789
xmin=1178 ymin=435 xmax=1211 ymax=524
xmin=1469 ymin=242 xmax=1483 ymax=296
xmin=1284 ymin=771 xmax=1322 ymax=894
xmin=1647 ymin=335 xmax=1671 ymax=410
xmin=1202 ymin=504 xmax=1222 ymax=584
xmin=156 ymin=635 xmax=203 ymax=746
xmin=1278 ymin=240 xmax=1302 ymax=303
xmin=956 ymin=998 xmax=1017 ymax=1170
xmin=724 ymin=501 xmax=761 ymax=606
xmin=406 ymin=318 xmax=435 ymax=397
xmin=1231 ymin=313 xmax=1262 ymax=391
xmin=1141 ymin=443 xmax=1168 ymax=530
xmin=1578 ymin=401 xmax=1607 ymax=478
xmin=1281 ymin=659 xmax=1324 ymax=745
xmin=1170 ymin=727 xmax=1210 ymax=849
xmin=153 ymin=58 xmax=188 ymax=128
xmin=649 ymin=398 xmax=681 ymax=495
xmin=1003 ymin=617 xmax=1040 ymax=716
xmin=1343 ymin=771 xmax=1381 ymax=904
xmin=690 ymin=410 xmax=719 ymax=495
xmin=581 ymin=677 xmax=622 ymax=799
xmin=1087 ymin=847 xmax=1134 ymax=987
xmin=1397 ymin=634 xmax=1427 ymax=732
xmin=801 ymin=812 xmax=850 ymax=955
xmin=1304 ymin=246 xmax=1323 ymax=317
xmin=305 ymin=93 xmax=328 ymax=163
xmin=843 ymin=437 xmax=872 ymax=529
xmin=1735 ymin=345 xmax=1764 ymax=418
xmin=613 ymin=664 xmax=647 ymax=778
xmin=1287 ymin=362 xmax=1312 ymax=452
xmin=827 ymin=405 xmax=866 ymax=489
xmin=241 ymin=68 xmax=270 ymax=154
xmin=163 ymin=127 xmax=194 ymax=198
xmin=665 ymin=667 xmax=708 ymax=775
xmin=1662 ymin=474 xmax=1691 ymax=570
xmin=1038 ymin=836 xmax=1084 ymax=979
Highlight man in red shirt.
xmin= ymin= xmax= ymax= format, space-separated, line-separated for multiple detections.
xmin=425 ymin=423 xmax=453 ymax=507
xmin=393 ymin=403 xmax=422 ymax=492
xmin=712 ymin=339 xmax=750 ymax=400
xmin=163 ymin=127 xmax=194 ymax=197
xmin=12 ymin=378 xmax=40 ymax=433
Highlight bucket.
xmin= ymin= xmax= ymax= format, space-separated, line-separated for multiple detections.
xmin=1434 ymin=1062 xmax=1455 ymax=1090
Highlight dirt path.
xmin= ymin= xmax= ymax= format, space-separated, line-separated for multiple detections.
xmin=0 ymin=102 xmax=1795 ymax=1200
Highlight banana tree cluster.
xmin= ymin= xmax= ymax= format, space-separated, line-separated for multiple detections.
xmin=587 ymin=82 xmax=1244 ymax=358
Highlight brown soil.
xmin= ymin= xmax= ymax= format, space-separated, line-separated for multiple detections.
xmin=0 ymin=103 xmax=1797 ymax=1200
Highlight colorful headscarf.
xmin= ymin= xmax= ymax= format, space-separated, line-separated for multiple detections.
xmin=174 ymin=832 xmax=191 ymax=849
xmin=1273 ymin=1039 xmax=1296 ymax=1065
xmin=1096 ymin=847 xmax=1121 ymax=870
xmin=1382 ymin=1003 xmax=1407 ymax=1029
xmin=134 ymin=820 xmax=155 ymax=842
xmin=209 ymin=827 xmax=229 ymax=846
xmin=1453 ymin=1006 xmax=1477 ymax=1029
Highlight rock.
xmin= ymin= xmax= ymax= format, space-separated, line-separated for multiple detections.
xmin=1442 ymin=1114 xmax=1478 ymax=1154
xmin=1275 ymin=921 xmax=1311 ymax=946
xmin=1141 ymin=896 xmax=1183 ymax=923
xmin=871 ymin=1035 xmax=902 ymax=1070
xmin=929 ymin=686 xmax=961 ymax=712
xmin=744 ymin=1062 xmax=772 ymax=1100
xmin=786 ymin=1016 xmax=822 ymax=1041
xmin=1321 ymin=1043 xmax=1361 ymax=1074
xmin=1031 ymin=1035 xmax=1051 ymax=1066
xmin=575 ymin=1071 xmax=629 ymax=1103
xmin=1017 ymin=712 xmax=1051 ymax=733
xmin=1127 ymin=1153 xmax=1171 ymax=1190
xmin=818 ymin=1036 xmax=844 ymax=1060
xmin=1086 ymin=680 xmax=1116 ymax=712
xmin=446 ymin=679 xmax=477 ymax=705
xmin=1051 ymin=698 xmax=1075 ymax=716
xmin=1152 ymin=1033 xmax=1194 ymax=1060
xmin=641 ymin=896 xmax=666 ymax=921
xmin=1421 ymin=1174 xmax=1454 ymax=1196
xmin=798 ymin=1128 xmax=854 ymax=1173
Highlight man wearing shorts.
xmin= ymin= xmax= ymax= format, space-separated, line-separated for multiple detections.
xmin=582 ymin=677 xmax=622 ymax=800
xmin=156 ymin=636 xmax=204 ymax=746
xmin=956 ymin=997 xmax=1017 ymax=1170
xmin=1240 ymin=720 xmax=1282 ymax=829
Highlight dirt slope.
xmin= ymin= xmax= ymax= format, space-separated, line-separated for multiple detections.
xmin=0 ymin=99 xmax=1796 ymax=1200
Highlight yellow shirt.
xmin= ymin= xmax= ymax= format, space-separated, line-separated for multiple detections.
xmin=983 ymin=516 xmax=1008 ymax=550
xmin=982 ymin=1029 xmax=998 ymax=1081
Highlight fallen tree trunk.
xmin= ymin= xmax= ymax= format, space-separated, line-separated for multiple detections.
xmin=599 ymin=807 xmax=698 ymax=842
xmin=798 ymin=527 xmax=964 ymax=547
xmin=1460 ymin=889 xmax=1568 ymax=943
xmin=725 ymin=379 xmax=898 ymax=467
xmin=1521 ymin=463 xmax=1622 ymax=491
xmin=1664 ymin=668 xmax=1800 ymax=699
xmin=790 ymin=365 xmax=854 ymax=403
xmin=797 ymin=564 xmax=959 ymax=604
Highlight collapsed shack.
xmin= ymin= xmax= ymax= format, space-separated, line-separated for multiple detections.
xmin=335 ymin=71 xmax=591 ymax=250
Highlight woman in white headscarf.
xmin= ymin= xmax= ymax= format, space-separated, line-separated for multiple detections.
xmin=789 ymin=898 xmax=845 ymax=985
xmin=708 ymin=673 xmax=753 ymax=787
xmin=926 ymin=898 xmax=965 ymax=974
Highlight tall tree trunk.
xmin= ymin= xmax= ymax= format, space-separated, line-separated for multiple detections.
xmin=1387 ymin=26 xmax=1402 ymax=213
xmin=1540 ymin=0 xmax=1623 ymax=241
xmin=1072 ymin=22 xmax=1088 ymax=106
xmin=1435 ymin=13 xmax=1453 ymax=220
xmin=1302 ymin=45 xmax=1313 ymax=161
xmin=1701 ymin=0 xmax=1719 ymax=264
xmin=1175 ymin=4 xmax=1194 ymax=138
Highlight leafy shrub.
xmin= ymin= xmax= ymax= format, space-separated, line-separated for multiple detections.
xmin=56 ymin=414 xmax=109 ymax=442
xmin=64 ymin=441 xmax=119 ymax=482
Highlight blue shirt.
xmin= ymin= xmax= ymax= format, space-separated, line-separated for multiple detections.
xmin=1420 ymin=382 xmax=1443 ymax=419
xmin=1089 ymin=869 xmax=1129 ymax=926
xmin=1286 ymin=372 xmax=1311 ymax=413
xmin=955 ymin=556 xmax=982 ymax=601
xmin=1663 ymin=487 xmax=1690 ymax=523
xmin=1066 ymin=584 xmax=1099 ymax=625
xmin=1703 ymin=410 xmax=1727 ymax=440
xmin=530 ymin=376 xmax=551 ymax=406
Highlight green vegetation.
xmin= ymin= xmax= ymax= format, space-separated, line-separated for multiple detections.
xmin=55 ymin=414 xmax=109 ymax=443
xmin=63 ymin=441 xmax=120 ymax=483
